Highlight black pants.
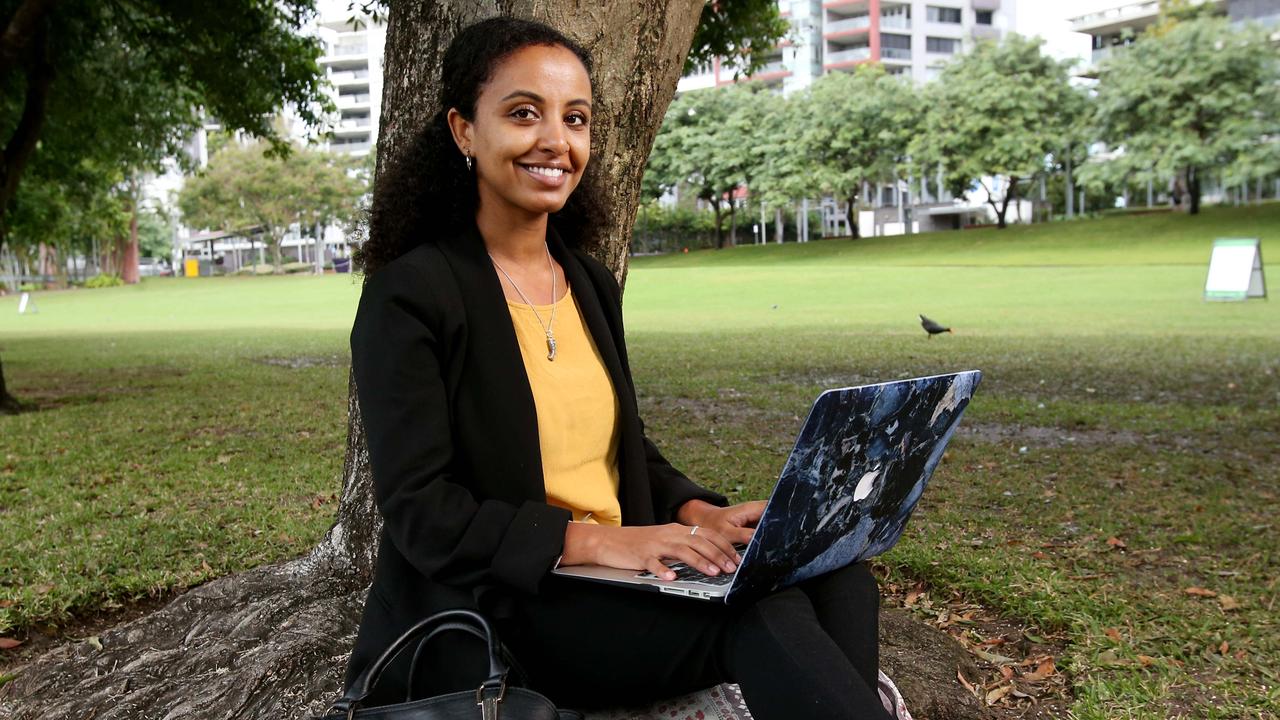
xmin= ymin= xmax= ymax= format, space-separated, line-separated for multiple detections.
xmin=416 ymin=562 xmax=888 ymax=720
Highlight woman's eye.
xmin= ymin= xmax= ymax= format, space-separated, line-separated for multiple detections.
xmin=511 ymin=108 xmax=537 ymax=120
xmin=567 ymin=114 xmax=589 ymax=126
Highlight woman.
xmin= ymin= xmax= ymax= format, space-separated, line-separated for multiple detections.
xmin=345 ymin=16 xmax=897 ymax=720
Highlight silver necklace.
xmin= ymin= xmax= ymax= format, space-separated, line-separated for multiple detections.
xmin=490 ymin=243 xmax=558 ymax=361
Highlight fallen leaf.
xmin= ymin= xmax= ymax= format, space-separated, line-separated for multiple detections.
xmin=971 ymin=647 xmax=1017 ymax=664
xmin=86 ymin=636 xmax=103 ymax=651
xmin=1137 ymin=655 xmax=1156 ymax=667
xmin=1219 ymin=641 xmax=1229 ymax=655
xmin=1031 ymin=551 xmax=1048 ymax=560
xmin=1105 ymin=627 xmax=1122 ymax=642
xmin=1024 ymin=658 xmax=1057 ymax=681
xmin=32 ymin=583 xmax=53 ymax=595
xmin=985 ymin=684 xmax=1013 ymax=705
xmin=1184 ymin=587 xmax=1217 ymax=598
xmin=999 ymin=666 xmax=1015 ymax=680
xmin=1218 ymin=595 xmax=1241 ymax=611
xmin=957 ymin=669 xmax=976 ymax=694
xmin=1023 ymin=630 xmax=1048 ymax=644
xmin=1106 ymin=536 xmax=1127 ymax=549
xmin=215 ymin=454 xmax=232 ymax=465
xmin=0 ymin=637 xmax=24 ymax=650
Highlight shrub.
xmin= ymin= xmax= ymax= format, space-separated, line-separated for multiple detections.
xmin=85 ymin=274 xmax=125 ymax=289
xmin=281 ymin=261 xmax=313 ymax=274
xmin=631 ymin=202 xmax=721 ymax=255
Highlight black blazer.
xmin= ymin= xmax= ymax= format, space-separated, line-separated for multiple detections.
xmin=343 ymin=222 xmax=727 ymax=694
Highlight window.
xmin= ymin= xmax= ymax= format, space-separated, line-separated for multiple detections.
xmin=975 ymin=10 xmax=993 ymax=25
xmin=926 ymin=5 xmax=962 ymax=24
xmin=926 ymin=36 xmax=960 ymax=54
xmin=881 ymin=33 xmax=912 ymax=50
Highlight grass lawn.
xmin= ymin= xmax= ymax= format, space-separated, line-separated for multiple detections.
xmin=1 ymin=203 xmax=1277 ymax=717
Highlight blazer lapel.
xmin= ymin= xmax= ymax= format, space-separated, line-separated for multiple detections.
xmin=548 ymin=227 xmax=653 ymax=525
xmin=436 ymin=225 xmax=545 ymax=504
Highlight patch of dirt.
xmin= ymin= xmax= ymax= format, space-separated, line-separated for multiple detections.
xmin=959 ymin=422 xmax=1147 ymax=449
xmin=3 ymin=368 xmax=187 ymax=413
xmin=875 ymin=571 xmax=1073 ymax=720
xmin=256 ymin=355 xmax=346 ymax=370
xmin=0 ymin=590 xmax=181 ymax=678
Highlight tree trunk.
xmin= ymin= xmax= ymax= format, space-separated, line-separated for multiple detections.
xmin=995 ymin=176 xmax=1018 ymax=229
xmin=732 ymin=196 xmax=742 ymax=245
xmin=846 ymin=191 xmax=859 ymax=239
xmin=0 ymin=5 xmax=987 ymax=719
xmin=122 ymin=195 xmax=140 ymax=284
xmin=1188 ymin=166 xmax=1201 ymax=215
xmin=0 ymin=20 xmax=53 ymax=232
xmin=0 ymin=353 xmax=20 ymax=414
xmin=710 ymin=197 xmax=725 ymax=248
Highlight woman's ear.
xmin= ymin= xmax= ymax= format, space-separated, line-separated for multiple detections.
xmin=445 ymin=108 xmax=472 ymax=156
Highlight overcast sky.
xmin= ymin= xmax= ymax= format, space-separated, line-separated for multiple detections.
xmin=1015 ymin=0 xmax=1125 ymax=67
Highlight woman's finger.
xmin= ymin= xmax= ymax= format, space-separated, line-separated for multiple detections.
xmin=646 ymin=557 xmax=675 ymax=581
xmin=694 ymin=529 xmax=740 ymax=568
xmin=669 ymin=542 xmax=722 ymax=576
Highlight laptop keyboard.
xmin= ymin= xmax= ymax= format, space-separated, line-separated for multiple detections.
xmin=635 ymin=544 xmax=747 ymax=586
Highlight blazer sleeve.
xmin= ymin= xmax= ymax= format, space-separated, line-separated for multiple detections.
xmin=579 ymin=252 xmax=729 ymax=522
xmin=351 ymin=258 xmax=570 ymax=594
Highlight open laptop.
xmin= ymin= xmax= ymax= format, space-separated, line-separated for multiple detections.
xmin=552 ymin=370 xmax=982 ymax=603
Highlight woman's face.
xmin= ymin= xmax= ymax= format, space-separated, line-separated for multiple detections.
xmin=450 ymin=44 xmax=592 ymax=220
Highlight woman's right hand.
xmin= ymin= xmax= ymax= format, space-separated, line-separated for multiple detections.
xmin=561 ymin=522 xmax=741 ymax=581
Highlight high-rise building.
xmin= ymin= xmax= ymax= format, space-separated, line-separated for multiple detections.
xmin=679 ymin=0 xmax=1016 ymax=95
xmin=313 ymin=3 xmax=386 ymax=157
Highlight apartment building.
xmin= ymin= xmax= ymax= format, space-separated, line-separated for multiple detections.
xmin=314 ymin=5 xmax=386 ymax=157
xmin=1070 ymin=0 xmax=1279 ymax=72
xmin=679 ymin=0 xmax=1016 ymax=95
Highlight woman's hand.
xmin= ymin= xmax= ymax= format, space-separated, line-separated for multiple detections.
xmin=676 ymin=499 xmax=767 ymax=546
xmin=560 ymin=522 xmax=741 ymax=581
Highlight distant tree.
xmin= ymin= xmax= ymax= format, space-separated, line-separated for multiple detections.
xmin=912 ymin=34 xmax=1078 ymax=228
xmin=178 ymin=142 xmax=365 ymax=272
xmin=1083 ymin=17 xmax=1279 ymax=214
xmin=646 ymin=83 xmax=764 ymax=247
xmin=0 ymin=0 xmax=333 ymax=279
xmin=793 ymin=65 xmax=918 ymax=238
xmin=685 ymin=0 xmax=791 ymax=77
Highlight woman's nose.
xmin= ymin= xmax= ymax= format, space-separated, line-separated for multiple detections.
xmin=538 ymin=123 xmax=570 ymax=155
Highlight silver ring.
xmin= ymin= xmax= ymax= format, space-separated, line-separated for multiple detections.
xmin=690 ymin=525 xmax=699 ymax=536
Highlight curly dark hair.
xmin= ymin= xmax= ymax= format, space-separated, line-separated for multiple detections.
xmin=358 ymin=17 xmax=609 ymax=274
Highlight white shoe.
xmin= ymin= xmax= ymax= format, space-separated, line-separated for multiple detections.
xmin=876 ymin=671 xmax=914 ymax=720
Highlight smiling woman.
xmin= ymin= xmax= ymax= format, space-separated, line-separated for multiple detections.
xmin=342 ymin=16 xmax=895 ymax=720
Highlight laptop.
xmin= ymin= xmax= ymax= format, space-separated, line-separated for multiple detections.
xmin=552 ymin=370 xmax=982 ymax=603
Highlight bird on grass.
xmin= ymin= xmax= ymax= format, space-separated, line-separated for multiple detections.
xmin=919 ymin=314 xmax=952 ymax=338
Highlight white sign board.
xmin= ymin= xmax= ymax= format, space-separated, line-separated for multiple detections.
xmin=1204 ymin=238 xmax=1266 ymax=301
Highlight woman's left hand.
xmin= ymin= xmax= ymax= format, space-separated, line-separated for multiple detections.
xmin=676 ymin=499 xmax=767 ymax=546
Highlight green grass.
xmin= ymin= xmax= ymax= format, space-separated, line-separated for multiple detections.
xmin=1 ymin=203 xmax=1278 ymax=717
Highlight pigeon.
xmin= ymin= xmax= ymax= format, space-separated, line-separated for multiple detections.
xmin=919 ymin=314 xmax=952 ymax=338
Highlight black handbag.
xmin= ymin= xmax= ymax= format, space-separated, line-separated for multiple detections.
xmin=317 ymin=608 xmax=582 ymax=720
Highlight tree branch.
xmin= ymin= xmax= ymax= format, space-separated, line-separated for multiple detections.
xmin=0 ymin=0 xmax=58 ymax=78
xmin=0 ymin=21 xmax=54 ymax=214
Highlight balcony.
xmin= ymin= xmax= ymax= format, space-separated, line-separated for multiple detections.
xmin=825 ymin=46 xmax=871 ymax=65
xmin=329 ymin=42 xmax=368 ymax=57
xmin=330 ymin=69 xmax=370 ymax=85
xmin=337 ymin=93 xmax=371 ymax=108
xmin=972 ymin=0 xmax=1001 ymax=9
xmin=971 ymin=24 xmax=1000 ymax=40
xmin=751 ymin=59 xmax=790 ymax=76
xmin=1068 ymin=0 xmax=1162 ymax=35
xmin=825 ymin=15 xmax=871 ymax=35
xmin=881 ymin=46 xmax=912 ymax=61
xmin=880 ymin=14 xmax=911 ymax=30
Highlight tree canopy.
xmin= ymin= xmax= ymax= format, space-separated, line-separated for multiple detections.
xmin=911 ymin=34 xmax=1079 ymax=228
xmin=1081 ymin=16 xmax=1280 ymax=214
xmin=178 ymin=141 xmax=366 ymax=271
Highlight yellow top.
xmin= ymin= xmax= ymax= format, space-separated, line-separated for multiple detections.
xmin=507 ymin=285 xmax=623 ymax=526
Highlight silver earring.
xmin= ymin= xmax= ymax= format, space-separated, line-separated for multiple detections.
xmin=464 ymin=152 xmax=473 ymax=171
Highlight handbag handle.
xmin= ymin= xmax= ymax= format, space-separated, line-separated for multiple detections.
xmin=406 ymin=622 xmax=531 ymax=702
xmin=330 ymin=609 xmax=508 ymax=718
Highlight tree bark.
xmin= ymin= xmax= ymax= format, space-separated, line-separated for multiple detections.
xmin=709 ymin=196 xmax=725 ymax=248
xmin=122 ymin=188 xmax=140 ymax=284
xmin=0 ymin=20 xmax=53 ymax=229
xmin=1188 ymin=165 xmax=1201 ymax=215
xmin=846 ymin=190 xmax=859 ymax=239
xmin=0 ymin=5 xmax=988 ymax=719
xmin=0 ymin=353 xmax=20 ymax=414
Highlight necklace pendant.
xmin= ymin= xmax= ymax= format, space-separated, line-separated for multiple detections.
xmin=546 ymin=333 xmax=557 ymax=361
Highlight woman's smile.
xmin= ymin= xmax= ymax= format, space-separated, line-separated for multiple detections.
xmin=519 ymin=162 xmax=571 ymax=187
